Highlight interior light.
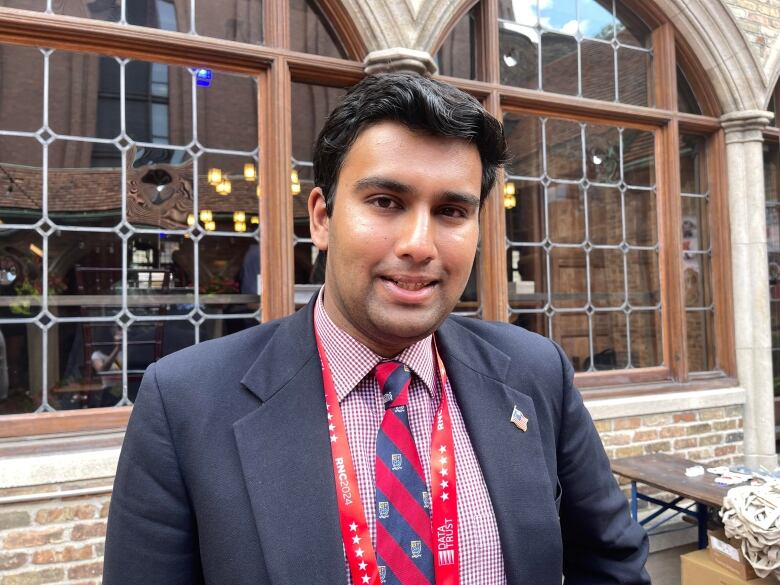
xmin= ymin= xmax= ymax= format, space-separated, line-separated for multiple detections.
xmin=187 ymin=213 xmax=195 ymax=227
xmin=504 ymin=182 xmax=516 ymax=196
xmin=204 ymin=220 xmax=216 ymax=231
xmin=256 ymin=185 xmax=261 ymax=198
xmin=244 ymin=163 xmax=257 ymax=181
xmin=29 ymin=243 xmax=43 ymax=257
xmin=207 ymin=168 xmax=222 ymax=186
xmin=216 ymin=178 xmax=232 ymax=196
xmin=504 ymin=193 xmax=517 ymax=210
xmin=250 ymin=215 xmax=259 ymax=225
xmin=199 ymin=209 xmax=213 ymax=223
xmin=291 ymin=182 xmax=301 ymax=195
xmin=234 ymin=221 xmax=247 ymax=232
xmin=233 ymin=210 xmax=246 ymax=223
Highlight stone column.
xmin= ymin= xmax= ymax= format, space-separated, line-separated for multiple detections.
xmin=721 ymin=110 xmax=777 ymax=469
xmin=363 ymin=48 xmax=437 ymax=75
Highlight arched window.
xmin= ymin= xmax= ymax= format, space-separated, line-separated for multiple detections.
xmin=431 ymin=0 xmax=731 ymax=391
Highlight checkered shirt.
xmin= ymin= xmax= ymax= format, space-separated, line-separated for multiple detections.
xmin=316 ymin=292 xmax=506 ymax=585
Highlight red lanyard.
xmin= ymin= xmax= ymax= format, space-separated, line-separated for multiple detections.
xmin=314 ymin=317 xmax=459 ymax=585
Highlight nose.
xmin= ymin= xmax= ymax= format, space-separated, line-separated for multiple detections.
xmin=394 ymin=206 xmax=436 ymax=263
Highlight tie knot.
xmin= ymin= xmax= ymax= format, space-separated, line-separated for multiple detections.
xmin=375 ymin=361 xmax=412 ymax=409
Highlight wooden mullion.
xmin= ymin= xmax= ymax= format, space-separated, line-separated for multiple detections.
xmin=708 ymin=130 xmax=736 ymax=376
xmin=652 ymin=24 xmax=687 ymax=382
xmin=263 ymin=0 xmax=290 ymax=50
xmin=479 ymin=90 xmax=508 ymax=322
xmin=259 ymin=61 xmax=295 ymax=320
xmin=479 ymin=0 xmax=499 ymax=84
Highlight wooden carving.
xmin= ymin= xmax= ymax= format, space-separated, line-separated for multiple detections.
xmin=126 ymin=147 xmax=193 ymax=229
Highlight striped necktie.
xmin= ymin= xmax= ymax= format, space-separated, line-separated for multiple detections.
xmin=374 ymin=361 xmax=434 ymax=585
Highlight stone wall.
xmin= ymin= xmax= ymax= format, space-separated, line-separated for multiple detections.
xmin=724 ymin=0 xmax=780 ymax=59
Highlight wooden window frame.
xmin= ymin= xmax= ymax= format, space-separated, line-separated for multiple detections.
xmin=0 ymin=0 xmax=736 ymax=438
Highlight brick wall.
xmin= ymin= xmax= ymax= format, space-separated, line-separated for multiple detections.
xmin=724 ymin=0 xmax=780 ymax=58
xmin=0 ymin=495 xmax=109 ymax=585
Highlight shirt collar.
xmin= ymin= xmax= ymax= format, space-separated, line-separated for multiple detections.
xmin=315 ymin=288 xmax=438 ymax=403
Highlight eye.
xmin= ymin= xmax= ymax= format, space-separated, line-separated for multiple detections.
xmin=438 ymin=205 xmax=469 ymax=218
xmin=369 ymin=196 xmax=401 ymax=210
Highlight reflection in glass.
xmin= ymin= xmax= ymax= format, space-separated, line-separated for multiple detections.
xmin=541 ymin=32 xmax=577 ymax=96
xmin=617 ymin=47 xmax=651 ymax=107
xmin=622 ymin=128 xmax=655 ymax=187
xmin=0 ymin=42 xmax=261 ymax=414
xmin=581 ymin=39 xmax=615 ymax=102
xmin=436 ymin=3 xmax=477 ymax=80
xmin=590 ymin=248 xmax=626 ymax=308
xmin=504 ymin=114 xmax=542 ymax=178
xmin=49 ymin=140 xmax=124 ymax=227
xmin=290 ymin=0 xmax=347 ymax=59
xmin=54 ymin=0 xmax=121 ymax=21
xmin=499 ymin=23 xmax=538 ymax=90
xmin=0 ymin=45 xmax=44 ymax=133
xmin=0 ymin=136 xmax=43 ymax=225
xmin=498 ymin=0 xmax=651 ymax=104
xmin=194 ymin=0 xmax=263 ymax=43
xmin=678 ymin=67 xmax=702 ymax=115
xmin=686 ymin=310 xmax=715 ymax=372
xmin=505 ymin=111 xmax=660 ymax=372
xmin=197 ymin=71 xmax=258 ymax=152
xmin=546 ymin=118 xmax=583 ymax=180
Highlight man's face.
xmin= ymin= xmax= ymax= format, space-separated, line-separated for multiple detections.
xmin=309 ymin=121 xmax=482 ymax=357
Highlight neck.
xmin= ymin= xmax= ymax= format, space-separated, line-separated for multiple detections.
xmin=321 ymin=289 xmax=410 ymax=359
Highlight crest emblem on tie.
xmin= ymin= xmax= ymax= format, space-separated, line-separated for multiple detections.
xmin=378 ymin=501 xmax=390 ymax=519
xmin=391 ymin=454 xmax=402 ymax=470
xmin=379 ymin=566 xmax=387 ymax=583
xmin=410 ymin=540 xmax=422 ymax=558
xmin=511 ymin=405 xmax=529 ymax=432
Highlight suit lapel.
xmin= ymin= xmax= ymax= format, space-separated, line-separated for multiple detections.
xmin=437 ymin=319 xmax=557 ymax=584
xmin=233 ymin=300 xmax=344 ymax=585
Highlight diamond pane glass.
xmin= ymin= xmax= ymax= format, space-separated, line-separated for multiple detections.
xmin=0 ymin=42 xmax=261 ymax=414
xmin=505 ymin=111 xmax=659 ymax=373
xmin=194 ymin=0 xmax=263 ymax=43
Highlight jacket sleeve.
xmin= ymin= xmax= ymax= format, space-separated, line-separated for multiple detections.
xmin=553 ymin=343 xmax=651 ymax=585
xmin=103 ymin=363 xmax=204 ymax=585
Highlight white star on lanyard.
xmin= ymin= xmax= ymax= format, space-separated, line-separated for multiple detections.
xmin=441 ymin=492 xmax=449 ymax=501
xmin=326 ymin=403 xmax=331 ymax=410
xmin=355 ymin=547 xmax=365 ymax=558
xmin=440 ymin=467 xmax=448 ymax=476
xmin=327 ymin=413 xmax=333 ymax=420
xmin=439 ymin=445 xmax=447 ymax=453
xmin=328 ymin=424 xmax=336 ymax=432
xmin=362 ymin=575 xmax=370 ymax=584
xmin=439 ymin=456 xmax=448 ymax=465
xmin=330 ymin=434 xmax=338 ymax=443
xmin=349 ymin=522 xmax=358 ymax=532
xmin=352 ymin=535 xmax=361 ymax=544
xmin=441 ymin=480 xmax=449 ymax=489
xmin=358 ymin=561 xmax=367 ymax=571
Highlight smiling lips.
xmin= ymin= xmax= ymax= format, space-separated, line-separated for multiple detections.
xmin=380 ymin=275 xmax=438 ymax=295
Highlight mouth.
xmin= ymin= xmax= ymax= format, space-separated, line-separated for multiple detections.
xmin=380 ymin=276 xmax=438 ymax=290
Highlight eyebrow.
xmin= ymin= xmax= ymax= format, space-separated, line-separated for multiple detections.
xmin=353 ymin=176 xmax=481 ymax=209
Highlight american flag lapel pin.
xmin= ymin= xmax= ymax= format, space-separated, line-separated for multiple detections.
xmin=510 ymin=405 xmax=528 ymax=432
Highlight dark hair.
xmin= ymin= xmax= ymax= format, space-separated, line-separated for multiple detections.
xmin=313 ymin=72 xmax=508 ymax=215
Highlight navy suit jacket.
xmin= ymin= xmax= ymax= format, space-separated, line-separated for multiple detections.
xmin=103 ymin=297 xmax=650 ymax=584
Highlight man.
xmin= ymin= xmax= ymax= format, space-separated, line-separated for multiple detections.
xmin=104 ymin=73 xmax=649 ymax=585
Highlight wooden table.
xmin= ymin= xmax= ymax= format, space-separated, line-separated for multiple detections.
xmin=611 ymin=453 xmax=736 ymax=548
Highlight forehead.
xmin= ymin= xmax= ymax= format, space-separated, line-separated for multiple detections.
xmin=338 ymin=121 xmax=482 ymax=185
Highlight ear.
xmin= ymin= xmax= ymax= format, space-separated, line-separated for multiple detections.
xmin=308 ymin=187 xmax=329 ymax=252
